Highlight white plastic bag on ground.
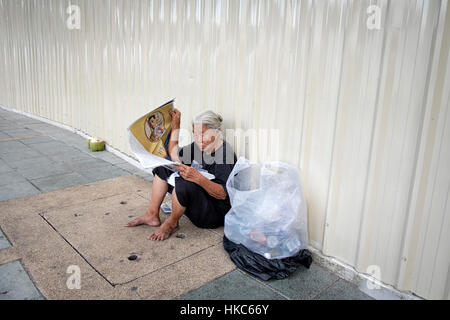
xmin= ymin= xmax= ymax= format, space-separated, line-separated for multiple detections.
xmin=224 ymin=157 xmax=309 ymax=259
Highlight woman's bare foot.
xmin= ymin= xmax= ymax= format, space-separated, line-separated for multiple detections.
xmin=147 ymin=220 xmax=179 ymax=241
xmin=124 ymin=209 xmax=161 ymax=227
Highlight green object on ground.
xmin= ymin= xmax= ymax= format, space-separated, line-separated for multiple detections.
xmin=87 ymin=137 xmax=105 ymax=151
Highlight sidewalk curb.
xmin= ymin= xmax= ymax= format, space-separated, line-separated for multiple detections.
xmin=308 ymin=247 xmax=423 ymax=300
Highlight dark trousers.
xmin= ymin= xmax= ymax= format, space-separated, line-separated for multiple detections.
xmin=152 ymin=166 xmax=228 ymax=229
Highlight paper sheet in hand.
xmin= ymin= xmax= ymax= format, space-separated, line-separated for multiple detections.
xmin=167 ymin=170 xmax=215 ymax=187
xmin=127 ymin=99 xmax=175 ymax=169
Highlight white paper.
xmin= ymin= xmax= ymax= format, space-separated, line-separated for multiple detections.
xmin=127 ymin=128 xmax=174 ymax=169
xmin=167 ymin=170 xmax=215 ymax=187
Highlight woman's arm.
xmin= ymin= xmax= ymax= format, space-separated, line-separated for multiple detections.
xmin=176 ymin=164 xmax=227 ymax=200
xmin=196 ymin=176 xmax=228 ymax=200
xmin=168 ymin=108 xmax=181 ymax=162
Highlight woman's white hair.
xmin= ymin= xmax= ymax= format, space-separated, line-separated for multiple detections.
xmin=192 ymin=110 xmax=223 ymax=132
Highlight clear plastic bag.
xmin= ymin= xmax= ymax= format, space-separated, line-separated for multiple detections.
xmin=224 ymin=157 xmax=309 ymax=259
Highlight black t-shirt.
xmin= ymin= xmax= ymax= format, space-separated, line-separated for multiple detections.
xmin=178 ymin=140 xmax=237 ymax=198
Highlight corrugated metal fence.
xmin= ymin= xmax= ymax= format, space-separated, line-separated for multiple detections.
xmin=0 ymin=0 xmax=449 ymax=299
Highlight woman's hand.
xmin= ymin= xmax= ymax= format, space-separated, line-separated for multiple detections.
xmin=176 ymin=162 xmax=228 ymax=200
xmin=170 ymin=108 xmax=181 ymax=129
xmin=168 ymin=108 xmax=181 ymax=162
xmin=176 ymin=163 xmax=204 ymax=184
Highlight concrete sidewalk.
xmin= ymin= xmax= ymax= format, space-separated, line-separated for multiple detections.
xmin=0 ymin=108 xmax=375 ymax=300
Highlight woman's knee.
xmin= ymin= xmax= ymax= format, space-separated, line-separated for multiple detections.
xmin=152 ymin=166 xmax=171 ymax=181
xmin=174 ymin=178 xmax=199 ymax=206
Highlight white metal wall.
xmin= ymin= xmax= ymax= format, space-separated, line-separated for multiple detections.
xmin=1 ymin=0 xmax=449 ymax=299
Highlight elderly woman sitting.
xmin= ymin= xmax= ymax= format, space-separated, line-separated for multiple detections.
xmin=125 ymin=108 xmax=237 ymax=241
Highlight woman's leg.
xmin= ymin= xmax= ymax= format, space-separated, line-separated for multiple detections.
xmin=148 ymin=187 xmax=186 ymax=241
xmin=124 ymin=174 xmax=169 ymax=227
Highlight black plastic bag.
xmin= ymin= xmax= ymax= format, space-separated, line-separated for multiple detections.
xmin=223 ymin=235 xmax=313 ymax=281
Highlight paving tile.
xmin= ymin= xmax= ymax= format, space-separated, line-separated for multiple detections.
xmin=48 ymin=151 xmax=94 ymax=163
xmin=2 ymin=128 xmax=41 ymax=138
xmin=0 ymin=181 xmax=41 ymax=202
xmin=0 ymin=248 xmax=19 ymax=267
xmin=45 ymin=131 xmax=80 ymax=140
xmin=0 ymin=132 xmax=11 ymax=139
xmin=17 ymin=162 xmax=73 ymax=180
xmin=63 ymin=137 xmax=91 ymax=151
xmin=45 ymin=131 xmax=81 ymax=141
xmin=209 ymin=226 xmax=225 ymax=237
xmin=30 ymin=172 xmax=90 ymax=192
xmin=0 ymin=147 xmax=43 ymax=163
xmin=114 ymin=162 xmax=153 ymax=176
xmin=28 ymin=141 xmax=81 ymax=156
xmin=5 ymin=156 xmax=55 ymax=170
xmin=0 ymin=140 xmax=29 ymax=155
xmin=86 ymin=151 xmax=128 ymax=165
xmin=76 ymin=164 xmax=131 ymax=183
xmin=0 ymin=229 xmax=11 ymax=250
xmin=23 ymin=123 xmax=60 ymax=133
xmin=0 ymin=260 xmax=44 ymax=300
xmin=63 ymin=158 xmax=110 ymax=171
xmin=1 ymin=115 xmax=29 ymax=123
xmin=19 ymin=136 xmax=56 ymax=145
xmin=0 ymin=159 xmax=13 ymax=174
xmin=143 ymin=175 xmax=154 ymax=182
xmin=113 ymin=162 xmax=140 ymax=172
xmin=0 ymin=124 xmax=21 ymax=131
xmin=179 ymin=270 xmax=286 ymax=300
xmin=126 ymin=170 xmax=152 ymax=179
xmin=12 ymin=118 xmax=43 ymax=126
xmin=0 ymin=172 xmax=29 ymax=186
xmin=42 ymin=192 xmax=223 ymax=285
xmin=3 ymin=115 xmax=25 ymax=124
xmin=314 ymin=279 xmax=374 ymax=300
xmin=263 ymin=262 xmax=339 ymax=300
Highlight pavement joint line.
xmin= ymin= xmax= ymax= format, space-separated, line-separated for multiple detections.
xmin=37 ymin=212 xmax=116 ymax=288
xmin=26 ymin=179 xmax=43 ymax=192
xmin=27 ymin=170 xmax=83 ymax=184
xmin=33 ymin=189 xmax=139 ymax=215
xmin=1 ymin=257 xmax=47 ymax=300
xmin=236 ymin=269 xmax=292 ymax=300
xmin=208 ymin=229 xmax=225 ymax=237
xmin=0 ymin=135 xmax=41 ymax=142
xmin=19 ymin=257 xmax=47 ymax=300
xmin=135 ymin=193 xmax=150 ymax=201
xmin=23 ymin=169 xmax=79 ymax=183
xmin=0 ymin=225 xmax=13 ymax=246
xmin=0 ymin=247 xmax=19 ymax=266
xmin=309 ymin=276 xmax=340 ymax=300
